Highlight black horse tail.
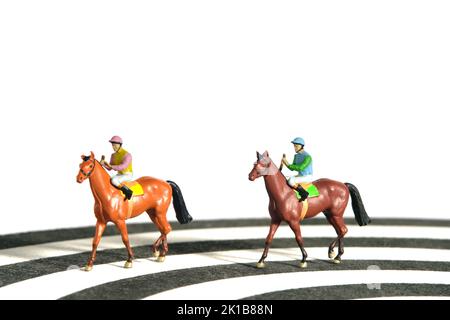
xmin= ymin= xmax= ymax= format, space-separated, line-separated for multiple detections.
xmin=345 ymin=183 xmax=371 ymax=226
xmin=167 ymin=180 xmax=193 ymax=225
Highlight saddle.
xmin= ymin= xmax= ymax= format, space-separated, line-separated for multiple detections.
xmin=294 ymin=183 xmax=320 ymax=200
xmin=120 ymin=181 xmax=144 ymax=198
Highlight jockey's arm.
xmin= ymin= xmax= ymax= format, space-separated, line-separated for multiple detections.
xmin=100 ymin=158 xmax=113 ymax=170
xmin=287 ymin=155 xmax=312 ymax=172
xmin=103 ymin=162 xmax=113 ymax=170
xmin=282 ymin=155 xmax=290 ymax=166
xmin=110 ymin=153 xmax=132 ymax=172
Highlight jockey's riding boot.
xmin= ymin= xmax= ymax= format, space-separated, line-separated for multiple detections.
xmin=296 ymin=186 xmax=309 ymax=202
xmin=120 ymin=185 xmax=133 ymax=201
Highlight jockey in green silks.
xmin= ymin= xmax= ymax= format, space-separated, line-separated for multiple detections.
xmin=282 ymin=137 xmax=312 ymax=202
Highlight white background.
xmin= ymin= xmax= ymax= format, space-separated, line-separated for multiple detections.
xmin=1 ymin=1 xmax=449 ymax=235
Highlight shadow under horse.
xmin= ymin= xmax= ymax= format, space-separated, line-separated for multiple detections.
xmin=248 ymin=151 xmax=370 ymax=268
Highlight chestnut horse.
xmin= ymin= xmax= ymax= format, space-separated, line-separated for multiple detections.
xmin=248 ymin=151 xmax=370 ymax=268
xmin=76 ymin=151 xmax=192 ymax=271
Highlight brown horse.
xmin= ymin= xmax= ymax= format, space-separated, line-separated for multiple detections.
xmin=76 ymin=151 xmax=192 ymax=271
xmin=248 ymin=151 xmax=370 ymax=268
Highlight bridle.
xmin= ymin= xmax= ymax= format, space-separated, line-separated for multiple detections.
xmin=80 ymin=157 xmax=96 ymax=179
xmin=256 ymin=158 xmax=278 ymax=176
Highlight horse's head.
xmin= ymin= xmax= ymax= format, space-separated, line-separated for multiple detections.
xmin=77 ymin=151 xmax=96 ymax=183
xmin=248 ymin=151 xmax=278 ymax=181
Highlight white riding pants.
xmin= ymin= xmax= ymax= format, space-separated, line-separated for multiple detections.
xmin=288 ymin=175 xmax=313 ymax=187
xmin=111 ymin=173 xmax=133 ymax=187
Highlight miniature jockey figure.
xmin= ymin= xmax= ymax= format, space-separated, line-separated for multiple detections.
xmin=100 ymin=136 xmax=133 ymax=200
xmin=282 ymin=137 xmax=312 ymax=202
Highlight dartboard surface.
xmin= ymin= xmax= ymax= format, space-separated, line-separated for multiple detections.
xmin=1 ymin=218 xmax=449 ymax=300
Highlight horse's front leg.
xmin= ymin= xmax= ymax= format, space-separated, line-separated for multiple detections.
xmin=287 ymin=220 xmax=308 ymax=268
xmin=257 ymin=219 xmax=281 ymax=269
xmin=85 ymin=220 xmax=106 ymax=271
xmin=115 ymin=219 xmax=134 ymax=268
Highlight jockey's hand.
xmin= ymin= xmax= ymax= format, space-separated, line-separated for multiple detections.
xmin=102 ymin=161 xmax=111 ymax=169
xmin=282 ymin=154 xmax=289 ymax=166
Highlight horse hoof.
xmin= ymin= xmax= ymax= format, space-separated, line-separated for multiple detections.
xmin=300 ymin=262 xmax=308 ymax=268
xmin=256 ymin=262 xmax=266 ymax=269
xmin=124 ymin=261 xmax=133 ymax=269
xmin=333 ymin=259 xmax=341 ymax=264
xmin=84 ymin=265 xmax=93 ymax=272
xmin=328 ymin=251 xmax=336 ymax=259
xmin=152 ymin=251 xmax=160 ymax=258
xmin=157 ymin=256 xmax=166 ymax=263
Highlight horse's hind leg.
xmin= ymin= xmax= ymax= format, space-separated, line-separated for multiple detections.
xmin=325 ymin=212 xmax=338 ymax=259
xmin=147 ymin=206 xmax=171 ymax=262
xmin=114 ymin=219 xmax=134 ymax=268
xmin=146 ymin=209 xmax=161 ymax=257
xmin=327 ymin=214 xmax=348 ymax=263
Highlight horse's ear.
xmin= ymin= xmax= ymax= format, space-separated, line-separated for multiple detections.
xmin=90 ymin=151 xmax=95 ymax=160
xmin=263 ymin=151 xmax=269 ymax=157
xmin=257 ymin=151 xmax=262 ymax=161
xmin=81 ymin=154 xmax=85 ymax=160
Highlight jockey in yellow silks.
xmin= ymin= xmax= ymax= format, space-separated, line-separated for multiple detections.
xmin=101 ymin=135 xmax=134 ymax=200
